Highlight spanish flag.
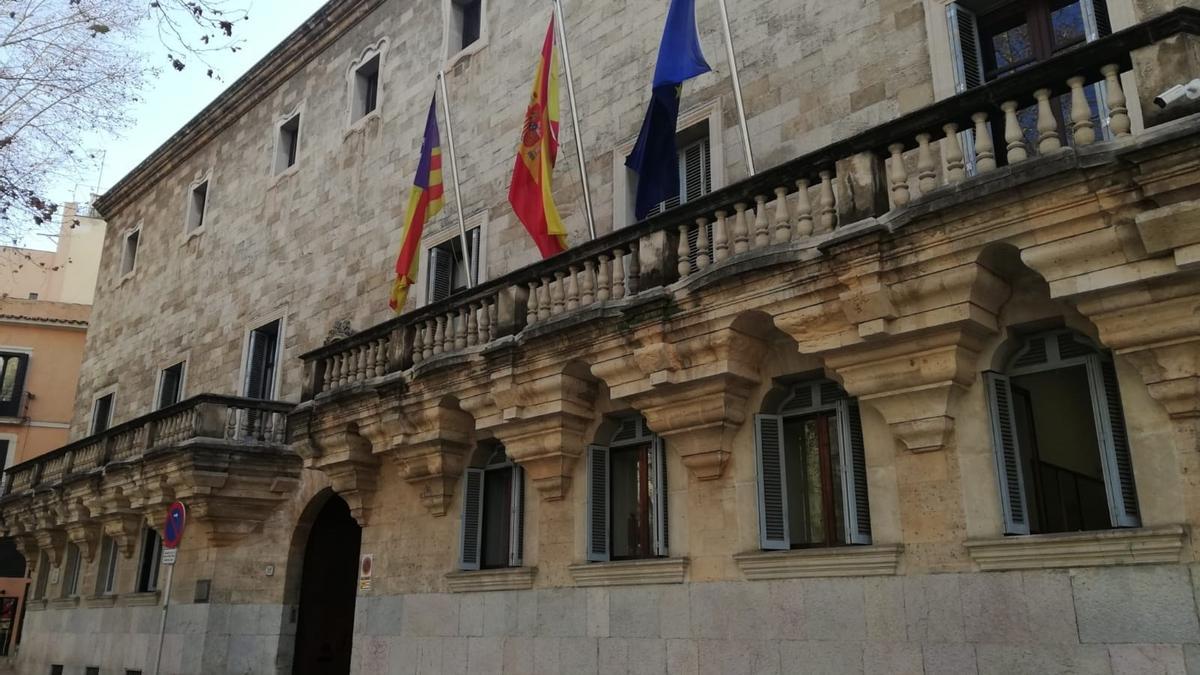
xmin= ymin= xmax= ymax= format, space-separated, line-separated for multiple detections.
xmin=509 ymin=16 xmax=568 ymax=259
xmin=390 ymin=96 xmax=445 ymax=312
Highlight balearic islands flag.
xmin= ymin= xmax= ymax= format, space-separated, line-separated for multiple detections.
xmin=509 ymin=16 xmax=568 ymax=259
xmin=389 ymin=97 xmax=446 ymax=312
xmin=626 ymin=0 xmax=711 ymax=220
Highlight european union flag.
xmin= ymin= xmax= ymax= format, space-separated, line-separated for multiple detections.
xmin=626 ymin=0 xmax=711 ymax=220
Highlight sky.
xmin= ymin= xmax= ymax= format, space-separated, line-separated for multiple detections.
xmin=37 ymin=0 xmax=328 ymax=248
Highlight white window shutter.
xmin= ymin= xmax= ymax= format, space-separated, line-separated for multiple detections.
xmin=984 ymin=371 xmax=1031 ymax=535
xmin=947 ymin=3 xmax=985 ymax=93
xmin=244 ymin=331 xmax=266 ymax=398
xmin=1085 ymin=355 xmax=1141 ymax=528
xmin=428 ymin=246 xmax=453 ymax=303
xmin=586 ymin=444 xmax=611 ymax=562
xmin=508 ymin=464 xmax=525 ymax=567
xmin=681 ymin=137 xmax=712 ymax=203
xmin=459 ymin=468 xmax=485 ymax=570
xmin=836 ymin=399 xmax=873 ymax=545
xmin=468 ymin=227 xmax=481 ymax=286
xmin=754 ymin=413 xmax=790 ymax=550
xmin=652 ymin=437 xmax=669 ymax=557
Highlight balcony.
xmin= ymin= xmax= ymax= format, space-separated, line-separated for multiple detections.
xmin=0 ymin=395 xmax=301 ymax=557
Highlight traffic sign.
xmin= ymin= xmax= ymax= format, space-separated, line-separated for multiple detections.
xmin=161 ymin=548 xmax=177 ymax=565
xmin=163 ymin=501 xmax=187 ymax=549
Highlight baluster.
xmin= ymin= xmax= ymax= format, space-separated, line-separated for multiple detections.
xmin=467 ymin=304 xmax=479 ymax=347
xmin=332 ymin=354 xmax=344 ymax=386
xmin=678 ymin=225 xmax=692 ymax=278
xmin=611 ymin=249 xmax=626 ymax=300
xmin=433 ymin=317 xmax=445 ymax=355
xmin=455 ymin=308 xmax=468 ymax=349
xmin=696 ymin=217 xmax=711 ymax=270
xmin=375 ymin=338 xmax=387 ymax=376
xmin=887 ymin=143 xmax=910 ymax=207
xmin=477 ymin=302 xmax=489 ymax=344
xmin=753 ymin=195 xmax=770 ymax=248
xmin=713 ymin=210 xmax=730 ymax=262
xmin=322 ymin=357 xmax=333 ymax=389
xmin=445 ymin=312 xmax=457 ymax=351
xmin=566 ymin=267 xmax=580 ymax=310
xmin=551 ymin=272 xmax=566 ymax=315
xmin=972 ymin=112 xmax=996 ymax=172
xmin=1101 ymin=64 xmax=1130 ymax=137
xmin=1002 ymin=100 xmax=1028 ymax=163
xmin=596 ymin=255 xmax=612 ymax=301
xmin=538 ymin=278 xmax=552 ymax=320
xmin=732 ymin=203 xmax=750 ymax=254
xmin=627 ymin=241 xmax=640 ymax=295
xmin=423 ymin=320 xmax=435 ymax=360
xmin=356 ymin=345 xmax=368 ymax=381
xmin=580 ymin=261 xmax=596 ymax=305
xmin=772 ymin=188 xmax=792 ymax=243
xmin=943 ymin=123 xmax=966 ymax=183
xmin=526 ymin=281 xmax=540 ymax=326
xmin=817 ymin=170 xmax=837 ymax=233
xmin=487 ymin=300 xmax=498 ymax=341
xmin=916 ymin=133 xmax=937 ymax=193
xmin=1067 ymin=76 xmax=1096 ymax=146
xmin=412 ymin=325 xmax=424 ymax=364
xmin=793 ymin=180 xmax=813 ymax=239
xmin=1034 ymin=88 xmax=1061 ymax=153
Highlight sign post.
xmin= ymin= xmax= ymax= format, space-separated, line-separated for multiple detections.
xmin=152 ymin=501 xmax=186 ymax=675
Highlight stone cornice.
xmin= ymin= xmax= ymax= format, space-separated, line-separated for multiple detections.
xmin=94 ymin=0 xmax=387 ymax=218
xmin=964 ymin=525 xmax=1188 ymax=571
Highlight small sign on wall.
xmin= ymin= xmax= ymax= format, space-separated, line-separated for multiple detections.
xmin=358 ymin=553 xmax=373 ymax=592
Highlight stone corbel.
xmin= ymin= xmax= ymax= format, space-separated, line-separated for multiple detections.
xmin=295 ymin=419 xmax=381 ymax=526
xmin=34 ymin=529 xmax=67 ymax=566
xmin=12 ymin=534 xmax=39 ymax=567
xmin=99 ymin=513 xmax=145 ymax=558
xmin=63 ymin=522 xmax=102 ymax=562
xmin=635 ymin=373 xmax=757 ymax=480
xmin=381 ymin=399 xmax=474 ymax=517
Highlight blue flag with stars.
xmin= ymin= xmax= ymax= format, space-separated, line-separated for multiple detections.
xmin=626 ymin=0 xmax=711 ymax=220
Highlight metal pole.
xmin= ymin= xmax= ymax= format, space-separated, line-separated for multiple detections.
xmin=151 ymin=562 xmax=174 ymax=675
xmin=437 ymin=71 xmax=476 ymax=288
xmin=714 ymin=0 xmax=756 ymax=176
xmin=552 ymin=0 xmax=597 ymax=241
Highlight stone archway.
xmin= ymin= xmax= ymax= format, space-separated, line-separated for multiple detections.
xmin=290 ymin=492 xmax=361 ymax=675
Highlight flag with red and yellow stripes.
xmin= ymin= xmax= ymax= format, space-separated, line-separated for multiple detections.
xmin=509 ymin=15 xmax=568 ymax=259
xmin=390 ymin=96 xmax=446 ymax=312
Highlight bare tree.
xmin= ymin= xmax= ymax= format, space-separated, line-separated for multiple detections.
xmin=0 ymin=0 xmax=248 ymax=246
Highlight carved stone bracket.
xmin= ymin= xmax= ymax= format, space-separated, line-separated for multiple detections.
xmin=381 ymin=399 xmax=475 ymax=517
xmin=34 ymin=529 xmax=67 ymax=566
xmin=98 ymin=513 xmax=145 ymax=559
xmin=63 ymin=522 xmax=102 ymax=563
xmin=294 ymin=402 xmax=383 ymax=526
xmin=635 ymin=373 xmax=757 ymax=480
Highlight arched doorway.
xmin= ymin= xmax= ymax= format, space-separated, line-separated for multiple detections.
xmin=292 ymin=493 xmax=361 ymax=675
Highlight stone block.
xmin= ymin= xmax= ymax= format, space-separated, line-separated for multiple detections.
xmin=1109 ymin=644 xmax=1187 ymax=675
xmin=659 ymin=586 xmax=691 ymax=640
xmin=666 ymin=639 xmax=699 ymax=675
xmin=904 ymin=574 xmax=965 ymax=643
xmin=367 ymin=595 xmax=404 ymax=636
xmin=864 ymin=577 xmax=906 ymax=641
xmin=779 ymin=640 xmax=863 ymax=675
xmin=923 ymin=644 xmax=978 ymax=675
xmin=441 ymin=637 xmax=469 ymax=675
xmin=502 ymin=636 xmax=534 ymax=673
xmin=416 ymin=637 xmax=444 ymax=672
xmin=587 ymin=587 xmax=609 ymax=638
xmin=610 ymin=586 xmax=662 ymax=638
xmin=466 ymin=637 xmax=504 ymax=675
xmin=863 ymin=642 xmax=922 ymax=675
xmin=559 ymin=637 xmax=599 ymax=674
xmin=767 ymin=580 xmax=805 ymax=641
xmin=600 ymin=637 xmax=631 ymax=673
xmin=404 ymin=593 xmax=460 ymax=638
xmin=536 ymin=588 xmax=586 ymax=637
xmin=482 ymin=591 xmax=520 ymax=636
xmin=459 ymin=593 xmax=484 ymax=637
xmin=1073 ymin=566 xmax=1200 ymax=644
xmin=532 ymin=637 xmax=560 ymax=675
xmin=697 ymin=639 xmax=781 ymax=675
xmin=805 ymin=578 xmax=866 ymax=641
xmin=976 ymin=644 xmax=1112 ymax=675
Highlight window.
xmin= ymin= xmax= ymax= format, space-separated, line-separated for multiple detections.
xmin=449 ymin=0 xmax=483 ymax=54
xmin=86 ymin=668 xmax=100 ymax=675
xmin=243 ymin=320 xmax=281 ymax=400
xmin=755 ymin=380 xmax=871 ymax=549
xmin=91 ymin=393 xmax=114 ymax=435
xmin=27 ymin=292 xmax=37 ymax=300
xmin=157 ymin=362 xmax=185 ymax=409
xmin=985 ymin=329 xmax=1139 ymax=535
xmin=459 ymin=444 xmax=525 ymax=571
xmin=644 ymin=124 xmax=712 ymax=218
xmin=353 ymin=55 xmax=381 ymax=121
xmin=586 ymin=415 xmax=668 ymax=562
xmin=32 ymin=551 xmax=48 ymax=600
xmin=948 ymin=0 xmax=1112 ymax=163
xmin=186 ymin=179 xmax=209 ymax=234
xmin=0 ymin=354 xmax=28 ymax=418
xmin=96 ymin=535 xmax=118 ymax=595
xmin=275 ymin=113 xmax=301 ymax=174
xmin=61 ymin=543 xmax=80 ymax=598
xmin=120 ymin=228 xmax=140 ymax=277
xmin=0 ymin=538 xmax=25 ymax=577
xmin=426 ymin=228 xmax=479 ymax=304
xmin=50 ymin=666 xmax=62 ymax=675
xmin=136 ymin=528 xmax=162 ymax=593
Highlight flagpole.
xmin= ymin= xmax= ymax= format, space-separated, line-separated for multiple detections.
xmin=714 ymin=0 xmax=756 ymax=176
xmin=437 ymin=70 xmax=476 ymax=288
xmin=551 ymin=0 xmax=597 ymax=241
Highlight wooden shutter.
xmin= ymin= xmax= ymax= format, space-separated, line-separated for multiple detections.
xmin=984 ymin=372 xmax=1031 ymax=535
xmin=836 ymin=399 xmax=873 ymax=545
xmin=508 ymin=464 xmax=525 ymax=567
xmin=244 ymin=331 xmax=266 ymax=399
xmin=947 ymin=3 xmax=985 ymax=93
xmin=459 ymin=468 xmax=485 ymax=570
xmin=1085 ymin=355 xmax=1141 ymax=528
xmin=754 ymin=414 xmax=790 ymax=550
xmin=468 ymin=227 xmax=481 ymax=286
xmin=427 ymin=246 xmax=453 ymax=304
xmin=586 ymin=444 xmax=610 ymax=562
xmin=652 ymin=437 xmax=669 ymax=557
xmin=681 ymin=137 xmax=712 ymax=202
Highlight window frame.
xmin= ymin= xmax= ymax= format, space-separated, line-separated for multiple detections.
xmin=32 ymin=551 xmax=49 ymax=600
xmin=0 ymin=352 xmax=30 ymax=419
xmin=240 ymin=314 xmax=285 ymax=401
xmin=416 ymin=212 xmax=488 ymax=308
xmin=90 ymin=390 xmax=116 ymax=435
xmin=60 ymin=542 xmax=81 ymax=599
xmin=273 ymin=110 xmax=303 ymax=176
xmin=443 ymin=0 xmax=488 ymax=67
xmin=136 ymin=527 xmax=162 ymax=593
xmin=586 ymin=415 xmax=669 ymax=563
xmin=458 ymin=444 xmax=525 ymax=571
xmin=96 ymin=535 xmax=118 ymax=596
xmin=119 ymin=223 xmax=141 ymax=280
xmin=347 ymin=40 xmax=388 ymax=128
xmin=184 ymin=172 xmax=212 ymax=238
xmin=155 ymin=361 xmax=187 ymax=410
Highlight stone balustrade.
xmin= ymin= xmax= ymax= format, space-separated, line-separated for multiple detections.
xmin=301 ymin=8 xmax=1199 ymax=401
xmin=0 ymin=395 xmax=295 ymax=498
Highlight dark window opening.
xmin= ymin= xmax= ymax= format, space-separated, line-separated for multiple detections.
xmin=586 ymin=416 xmax=667 ymax=563
xmin=96 ymin=536 xmax=118 ymax=595
xmin=0 ymin=538 xmax=26 ymax=578
xmin=644 ymin=123 xmax=712 ymax=219
xmin=277 ymin=114 xmax=301 ymax=173
xmin=480 ymin=466 xmax=513 ymax=569
xmin=26 ymin=292 xmax=36 ymax=300
xmin=244 ymin=320 xmax=281 ymax=400
xmin=136 ymin=528 xmax=161 ymax=593
xmin=460 ymin=445 xmax=524 ymax=571
xmin=188 ymin=180 xmax=209 ymax=233
xmin=784 ymin=411 xmax=847 ymax=548
xmin=354 ymin=56 xmax=380 ymax=120
xmin=32 ymin=552 xmax=48 ymax=600
xmin=121 ymin=230 xmax=139 ymax=276
xmin=91 ymin=393 xmax=114 ymax=435
xmin=158 ymin=362 xmax=185 ymax=409
xmin=456 ymin=0 xmax=483 ymax=51
xmin=426 ymin=228 xmax=479 ymax=304
xmin=610 ymin=443 xmax=657 ymax=560
xmin=61 ymin=543 xmax=80 ymax=598
xmin=0 ymin=354 xmax=28 ymax=418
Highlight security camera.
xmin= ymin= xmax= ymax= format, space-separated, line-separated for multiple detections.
xmin=1153 ymin=79 xmax=1200 ymax=108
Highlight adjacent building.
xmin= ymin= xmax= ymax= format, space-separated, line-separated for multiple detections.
xmin=2 ymin=0 xmax=1200 ymax=673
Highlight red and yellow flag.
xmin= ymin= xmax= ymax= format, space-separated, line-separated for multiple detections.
xmin=390 ymin=96 xmax=445 ymax=312
xmin=509 ymin=15 xmax=568 ymax=259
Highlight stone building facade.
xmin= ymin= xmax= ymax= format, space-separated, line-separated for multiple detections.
xmin=2 ymin=0 xmax=1200 ymax=673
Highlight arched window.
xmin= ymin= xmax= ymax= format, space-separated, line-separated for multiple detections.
xmin=754 ymin=379 xmax=871 ymax=550
xmin=459 ymin=444 xmax=524 ymax=571
xmin=586 ymin=415 xmax=668 ymax=562
xmin=984 ymin=329 xmax=1139 ymax=535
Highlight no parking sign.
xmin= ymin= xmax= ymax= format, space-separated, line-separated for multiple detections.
xmin=162 ymin=501 xmax=186 ymax=565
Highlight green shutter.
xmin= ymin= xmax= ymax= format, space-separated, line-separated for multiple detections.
xmin=459 ymin=468 xmax=485 ymax=570
xmin=984 ymin=371 xmax=1031 ymax=535
xmin=586 ymin=445 xmax=610 ymax=562
xmin=1085 ymin=355 xmax=1140 ymax=528
xmin=754 ymin=414 xmax=790 ymax=550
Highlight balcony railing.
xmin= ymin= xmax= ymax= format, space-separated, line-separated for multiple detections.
xmin=301 ymin=8 xmax=1200 ymax=400
xmin=1 ymin=395 xmax=294 ymax=497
